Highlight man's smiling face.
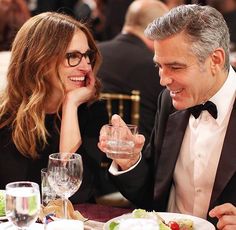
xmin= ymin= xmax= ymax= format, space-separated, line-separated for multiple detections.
xmin=153 ymin=32 xmax=218 ymax=110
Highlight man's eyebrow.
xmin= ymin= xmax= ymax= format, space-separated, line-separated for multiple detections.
xmin=153 ymin=59 xmax=187 ymax=67
xmin=166 ymin=62 xmax=187 ymax=67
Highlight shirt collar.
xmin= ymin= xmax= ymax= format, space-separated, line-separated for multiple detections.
xmin=210 ymin=66 xmax=236 ymax=125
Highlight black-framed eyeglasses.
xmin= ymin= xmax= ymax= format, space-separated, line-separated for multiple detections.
xmin=65 ymin=50 xmax=96 ymax=67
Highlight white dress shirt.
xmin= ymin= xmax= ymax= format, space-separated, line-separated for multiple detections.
xmin=168 ymin=67 xmax=236 ymax=218
xmin=110 ymin=67 xmax=236 ymax=219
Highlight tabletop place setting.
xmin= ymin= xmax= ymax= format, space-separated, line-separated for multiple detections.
xmin=0 ymin=133 xmax=217 ymax=230
xmin=0 ymin=152 xmax=86 ymax=230
xmin=0 ymin=148 xmax=216 ymax=230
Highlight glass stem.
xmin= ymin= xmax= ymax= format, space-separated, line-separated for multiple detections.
xmin=63 ymin=197 xmax=68 ymax=219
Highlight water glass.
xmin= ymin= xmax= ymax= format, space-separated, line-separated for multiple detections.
xmin=5 ymin=181 xmax=41 ymax=230
xmin=47 ymin=153 xmax=83 ymax=219
xmin=103 ymin=124 xmax=138 ymax=159
xmin=41 ymin=168 xmax=58 ymax=206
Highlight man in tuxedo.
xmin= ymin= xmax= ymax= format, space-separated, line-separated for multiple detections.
xmin=98 ymin=4 xmax=236 ymax=229
xmin=97 ymin=0 xmax=168 ymax=146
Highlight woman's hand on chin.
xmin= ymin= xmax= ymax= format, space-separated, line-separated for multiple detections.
xmin=65 ymin=71 xmax=96 ymax=107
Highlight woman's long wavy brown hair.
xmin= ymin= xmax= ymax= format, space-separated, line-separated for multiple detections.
xmin=0 ymin=12 xmax=102 ymax=159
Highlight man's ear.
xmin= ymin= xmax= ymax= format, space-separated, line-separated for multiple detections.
xmin=210 ymin=48 xmax=225 ymax=75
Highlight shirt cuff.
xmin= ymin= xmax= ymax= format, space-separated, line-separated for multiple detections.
xmin=109 ymin=152 xmax=142 ymax=175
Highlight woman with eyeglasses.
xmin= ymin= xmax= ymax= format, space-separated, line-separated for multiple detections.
xmin=0 ymin=12 xmax=109 ymax=203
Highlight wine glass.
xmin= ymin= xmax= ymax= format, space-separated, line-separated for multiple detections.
xmin=47 ymin=153 xmax=83 ymax=219
xmin=103 ymin=124 xmax=138 ymax=158
xmin=5 ymin=181 xmax=41 ymax=230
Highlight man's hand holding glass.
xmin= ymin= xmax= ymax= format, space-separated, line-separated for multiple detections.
xmin=98 ymin=114 xmax=145 ymax=171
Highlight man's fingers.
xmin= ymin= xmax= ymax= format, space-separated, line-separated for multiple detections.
xmin=134 ymin=134 xmax=145 ymax=153
xmin=111 ymin=114 xmax=127 ymax=127
xmin=216 ymin=214 xmax=236 ymax=230
xmin=209 ymin=203 xmax=236 ymax=218
xmin=99 ymin=124 xmax=112 ymax=142
xmin=135 ymin=134 xmax=145 ymax=146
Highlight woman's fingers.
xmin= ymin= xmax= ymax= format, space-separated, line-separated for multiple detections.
xmin=86 ymin=70 xmax=95 ymax=88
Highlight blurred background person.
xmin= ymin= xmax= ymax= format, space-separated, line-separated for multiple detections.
xmin=74 ymin=0 xmax=93 ymax=22
xmin=0 ymin=0 xmax=30 ymax=51
xmin=74 ymin=0 xmax=133 ymax=41
xmin=207 ymin=0 xmax=236 ymax=69
xmin=102 ymin=0 xmax=133 ymax=40
xmin=0 ymin=0 xmax=30 ymax=90
xmin=28 ymin=0 xmax=78 ymax=16
xmin=74 ymin=0 xmax=107 ymax=41
xmin=207 ymin=0 xmax=236 ymax=49
xmin=0 ymin=12 xmax=108 ymax=204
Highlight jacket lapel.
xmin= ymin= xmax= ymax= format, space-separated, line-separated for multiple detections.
xmin=154 ymin=110 xmax=189 ymax=195
xmin=210 ymin=99 xmax=236 ymax=207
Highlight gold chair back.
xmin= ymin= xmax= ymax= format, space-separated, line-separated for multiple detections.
xmin=100 ymin=90 xmax=140 ymax=125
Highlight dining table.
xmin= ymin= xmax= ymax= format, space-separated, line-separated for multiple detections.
xmin=0 ymin=203 xmax=133 ymax=230
xmin=74 ymin=203 xmax=134 ymax=230
xmin=0 ymin=202 xmax=216 ymax=229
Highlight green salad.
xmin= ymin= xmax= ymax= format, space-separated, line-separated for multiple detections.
xmin=109 ymin=209 xmax=171 ymax=230
xmin=109 ymin=209 xmax=194 ymax=230
xmin=0 ymin=190 xmax=6 ymax=216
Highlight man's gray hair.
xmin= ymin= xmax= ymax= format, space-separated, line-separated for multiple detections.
xmin=145 ymin=4 xmax=230 ymax=70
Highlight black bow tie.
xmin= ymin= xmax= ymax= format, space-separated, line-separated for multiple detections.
xmin=188 ymin=101 xmax=218 ymax=119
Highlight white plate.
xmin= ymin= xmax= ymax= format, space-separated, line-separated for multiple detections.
xmin=103 ymin=212 xmax=215 ymax=230
xmin=0 ymin=222 xmax=43 ymax=230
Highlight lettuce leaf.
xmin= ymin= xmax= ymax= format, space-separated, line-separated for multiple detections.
xmin=109 ymin=221 xmax=119 ymax=230
xmin=0 ymin=190 xmax=5 ymax=216
xmin=132 ymin=209 xmax=149 ymax=218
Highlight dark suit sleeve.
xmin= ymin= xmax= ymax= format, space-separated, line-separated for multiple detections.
xmin=109 ymin=111 xmax=160 ymax=209
xmin=109 ymin=90 xmax=171 ymax=210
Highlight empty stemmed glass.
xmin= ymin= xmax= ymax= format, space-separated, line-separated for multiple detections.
xmin=47 ymin=153 xmax=83 ymax=219
xmin=5 ymin=181 xmax=41 ymax=230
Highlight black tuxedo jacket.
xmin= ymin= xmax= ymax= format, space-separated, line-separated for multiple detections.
xmin=98 ymin=33 xmax=164 ymax=145
xmin=111 ymin=89 xmax=236 ymax=226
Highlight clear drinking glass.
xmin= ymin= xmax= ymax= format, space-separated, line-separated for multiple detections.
xmin=47 ymin=153 xmax=83 ymax=219
xmin=103 ymin=124 xmax=138 ymax=158
xmin=5 ymin=181 xmax=41 ymax=230
xmin=41 ymin=168 xmax=58 ymax=206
